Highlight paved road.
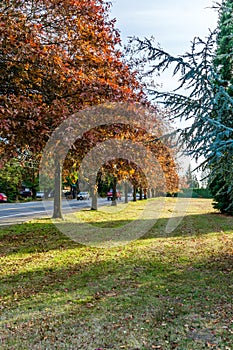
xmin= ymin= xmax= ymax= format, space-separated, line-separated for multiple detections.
xmin=0 ymin=198 xmax=109 ymax=226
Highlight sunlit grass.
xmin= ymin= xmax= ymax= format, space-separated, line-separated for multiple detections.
xmin=0 ymin=198 xmax=233 ymax=349
xmin=64 ymin=199 xmax=148 ymax=225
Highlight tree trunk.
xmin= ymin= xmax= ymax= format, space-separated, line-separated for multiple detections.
xmin=91 ymin=184 xmax=98 ymax=210
xmin=139 ymin=187 xmax=143 ymax=200
xmin=147 ymin=188 xmax=151 ymax=198
xmin=151 ymin=188 xmax=155 ymax=198
xmin=31 ymin=169 xmax=37 ymax=199
xmin=71 ymin=185 xmax=76 ymax=199
xmin=133 ymin=185 xmax=137 ymax=202
xmin=111 ymin=176 xmax=117 ymax=206
xmin=124 ymin=181 xmax=128 ymax=204
xmin=143 ymin=188 xmax=147 ymax=199
xmin=16 ymin=183 xmax=21 ymax=202
xmin=53 ymin=157 xmax=63 ymax=219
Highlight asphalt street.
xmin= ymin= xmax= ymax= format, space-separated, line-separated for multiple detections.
xmin=0 ymin=198 xmax=108 ymax=226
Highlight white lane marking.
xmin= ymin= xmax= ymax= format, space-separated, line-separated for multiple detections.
xmin=0 ymin=206 xmax=84 ymax=219
xmin=0 ymin=200 xmax=78 ymax=212
xmin=0 ymin=205 xmax=47 ymax=212
xmin=0 ymin=199 xmax=106 ymax=220
xmin=0 ymin=210 xmax=48 ymax=219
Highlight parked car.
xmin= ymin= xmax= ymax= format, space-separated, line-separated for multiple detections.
xmin=64 ymin=191 xmax=73 ymax=199
xmin=0 ymin=193 xmax=7 ymax=202
xmin=36 ymin=191 xmax=45 ymax=199
xmin=77 ymin=191 xmax=90 ymax=200
xmin=107 ymin=190 xmax=121 ymax=201
xmin=19 ymin=189 xmax=32 ymax=198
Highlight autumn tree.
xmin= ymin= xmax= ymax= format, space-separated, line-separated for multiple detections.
xmin=61 ymin=104 xmax=179 ymax=211
xmin=99 ymin=159 xmax=147 ymax=205
xmin=0 ymin=0 xmax=145 ymax=217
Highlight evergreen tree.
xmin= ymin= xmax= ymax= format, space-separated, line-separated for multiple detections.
xmin=185 ymin=165 xmax=199 ymax=189
xmin=128 ymin=1 xmax=233 ymax=214
xmin=208 ymin=0 xmax=233 ymax=213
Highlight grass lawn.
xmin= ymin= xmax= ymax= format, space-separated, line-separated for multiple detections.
xmin=0 ymin=198 xmax=233 ymax=349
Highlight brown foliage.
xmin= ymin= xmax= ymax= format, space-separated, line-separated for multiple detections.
xmin=0 ymin=0 xmax=145 ymax=160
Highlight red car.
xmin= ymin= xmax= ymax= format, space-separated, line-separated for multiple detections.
xmin=107 ymin=190 xmax=121 ymax=201
xmin=0 ymin=193 xmax=7 ymax=202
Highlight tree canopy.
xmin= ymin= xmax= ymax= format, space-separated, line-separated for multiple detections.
xmin=0 ymin=0 xmax=145 ymax=163
xmin=1 ymin=0 xmax=180 ymax=216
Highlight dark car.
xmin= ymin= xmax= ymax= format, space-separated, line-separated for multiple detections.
xmin=19 ymin=189 xmax=32 ymax=198
xmin=64 ymin=191 xmax=73 ymax=199
xmin=0 ymin=193 xmax=7 ymax=202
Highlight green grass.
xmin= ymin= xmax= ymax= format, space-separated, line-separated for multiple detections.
xmin=0 ymin=198 xmax=233 ymax=349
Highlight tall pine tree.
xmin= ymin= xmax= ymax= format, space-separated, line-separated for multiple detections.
xmin=128 ymin=1 xmax=233 ymax=214
xmin=208 ymin=0 xmax=233 ymax=213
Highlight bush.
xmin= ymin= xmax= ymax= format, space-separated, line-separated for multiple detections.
xmin=178 ymin=188 xmax=212 ymax=198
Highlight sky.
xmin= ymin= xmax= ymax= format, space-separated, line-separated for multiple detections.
xmin=109 ymin=0 xmax=220 ymax=175
xmin=110 ymin=0 xmax=219 ymax=91
xmin=110 ymin=0 xmax=219 ymax=51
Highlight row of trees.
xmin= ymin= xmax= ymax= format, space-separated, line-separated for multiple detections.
xmin=0 ymin=0 xmax=233 ymax=216
xmin=0 ymin=0 xmax=179 ymax=216
xmin=3 ymin=1 xmax=231 ymax=216
xmin=40 ymin=102 xmax=179 ymax=215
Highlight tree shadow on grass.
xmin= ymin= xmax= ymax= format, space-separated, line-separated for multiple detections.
xmin=1 ymin=242 xmax=232 ymax=313
xmin=1 ymin=197 xmax=232 ymax=347
xmin=0 ymin=243 xmax=232 ymax=349
xmin=0 ymin=210 xmax=233 ymax=256
xmin=0 ymin=220 xmax=81 ymax=256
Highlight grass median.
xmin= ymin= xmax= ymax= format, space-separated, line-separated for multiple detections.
xmin=0 ymin=198 xmax=233 ymax=349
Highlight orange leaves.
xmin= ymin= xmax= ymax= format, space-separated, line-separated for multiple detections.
xmin=1 ymin=0 xmax=146 ymax=163
xmin=8 ymin=34 xmax=16 ymax=44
